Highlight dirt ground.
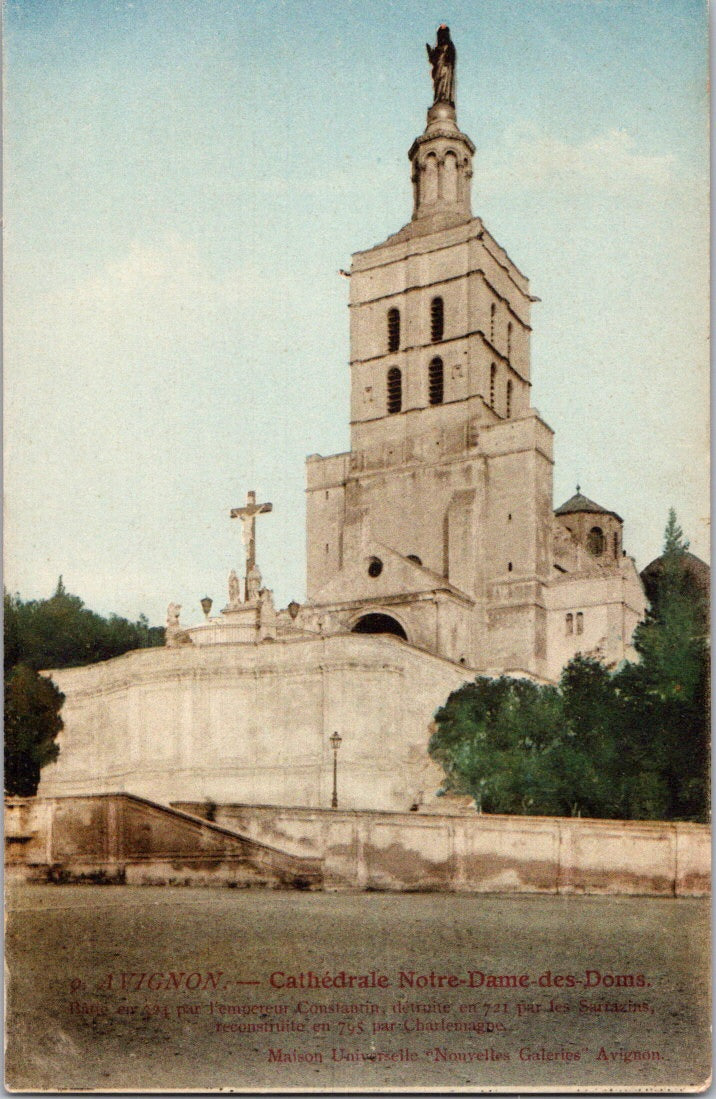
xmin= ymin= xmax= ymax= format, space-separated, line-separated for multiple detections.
xmin=5 ymin=884 xmax=710 ymax=1092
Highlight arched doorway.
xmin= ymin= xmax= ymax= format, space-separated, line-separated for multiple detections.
xmin=351 ymin=613 xmax=407 ymax=640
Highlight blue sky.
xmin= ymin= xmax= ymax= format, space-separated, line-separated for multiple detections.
xmin=4 ymin=0 xmax=709 ymax=624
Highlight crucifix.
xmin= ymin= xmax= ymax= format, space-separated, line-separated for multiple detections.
xmin=230 ymin=490 xmax=272 ymax=597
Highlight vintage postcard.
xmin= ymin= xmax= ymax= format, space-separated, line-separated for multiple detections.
xmin=4 ymin=0 xmax=710 ymax=1092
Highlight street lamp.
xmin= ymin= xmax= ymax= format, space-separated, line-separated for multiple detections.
xmin=200 ymin=596 xmax=213 ymax=621
xmin=329 ymin=731 xmax=342 ymax=809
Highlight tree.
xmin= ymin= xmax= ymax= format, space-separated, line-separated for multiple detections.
xmin=4 ymin=581 xmax=164 ymax=674
xmin=5 ymin=664 xmax=64 ymax=796
xmin=429 ymin=511 xmax=709 ymax=823
xmin=556 ymin=657 xmax=623 ymax=818
xmin=431 ymin=675 xmax=567 ymax=816
xmin=662 ymin=508 xmax=688 ymax=557
xmin=622 ymin=510 xmax=710 ymax=822
xmin=4 ymin=580 xmax=164 ymax=795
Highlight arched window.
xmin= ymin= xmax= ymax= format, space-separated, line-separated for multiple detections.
xmin=387 ymin=308 xmax=400 ymax=353
xmin=387 ymin=367 xmax=402 ymax=414
xmin=428 ymin=357 xmax=444 ymax=405
xmin=489 ymin=364 xmax=496 ymax=409
xmin=587 ymin=526 xmax=605 ymax=556
xmin=430 ymin=297 xmax=444 ymax=342
xmin=351 ymin=613 xmax=407 ymax=640
xmin=613 ymin=531 xmax=619 ymax=559
xmin=442 ymin=151 xmax=458 ymax=202
xmin=566 ymin=613 xmax=574 ymax=636
xmin=490 ymin=302 xmax=496 ymax=342
xmin=576 ymin=612 xmax=584 ymax=635
xmin=423 ymin=153 xmax=438 ymax=205
xmin=506 ymin=379 xmax=513 ymax=418
xmin=507 ymin=321 xmax=513 ymax=358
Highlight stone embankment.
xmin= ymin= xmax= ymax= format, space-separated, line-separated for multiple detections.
xmin=6 ymin=795 xmax=709 ymax=895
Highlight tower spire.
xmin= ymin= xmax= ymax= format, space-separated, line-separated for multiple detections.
xmin=409 ymin=26 xmax=475 ymax=224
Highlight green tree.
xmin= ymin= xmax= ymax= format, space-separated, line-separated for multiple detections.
xmin=429 ymin=510 xmax=709 ymax=823
xmin=4 ymin=580 xmax=164 ymax=795
xmin=5 ymin=664 xmax=65 ymax=796
xmin=430 ymin=676 xmax=565 ymax=815
xmin=621 ymin=509 xmax=710 ymax=822
xmin=555 ymin=656 xmax=623 ymax=817
xmin=430 ymin=658 xmax=633 ymax=818
xmin=4 ymin=580 xmax=164 ymax=673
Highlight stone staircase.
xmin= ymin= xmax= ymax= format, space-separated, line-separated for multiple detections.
xmin=4 ymin=794 xmax=323 ymax=889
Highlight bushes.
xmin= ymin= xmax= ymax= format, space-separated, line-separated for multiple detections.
xmin=430 ymin=512 xmax=709 ymax=823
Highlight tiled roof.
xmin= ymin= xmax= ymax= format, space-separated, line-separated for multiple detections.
xmin=554 ymin=490 xmax=622 ymax=522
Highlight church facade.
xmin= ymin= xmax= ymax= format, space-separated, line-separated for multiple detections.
xmin=40 ymin=32 xmax=646 ymax=813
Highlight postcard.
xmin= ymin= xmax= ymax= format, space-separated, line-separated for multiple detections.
xmin=4 ymin=0 xmax=710 ymax=1092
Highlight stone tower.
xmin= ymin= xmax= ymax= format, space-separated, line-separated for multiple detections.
xmin=306 ymin=28 xmax=555 ymax=679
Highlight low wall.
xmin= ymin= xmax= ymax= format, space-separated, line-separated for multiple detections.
xmin=176 ymin=802 xmax=711 ymax=897
xmin=5 ymin=796 xmax=322 ymax=889
xmin=7 ymin=796 xmax=709 ymax=896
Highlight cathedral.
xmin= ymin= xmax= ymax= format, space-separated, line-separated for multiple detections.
xmin=40 ymin=30 xmax=646 ymax=813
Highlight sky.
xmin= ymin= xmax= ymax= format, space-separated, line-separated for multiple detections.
xmin=4 ymin=0 xmax=709 ymax=626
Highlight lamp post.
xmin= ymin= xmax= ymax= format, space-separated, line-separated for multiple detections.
xmin=200 ymin=596 xmax=213 ymax=621
xmin=329 ymin=731 xmax=342 ymax=809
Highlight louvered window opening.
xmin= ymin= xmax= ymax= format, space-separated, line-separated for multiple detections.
xmin=387 ymin=308 xmax=400 ymax=353
xmin=429 ymin=357 xmax=444 ymax=405
xmin=387 ymin=367 xmax=402 ymax=414
xmin=430 ymin=297 xmax=444 ymax=342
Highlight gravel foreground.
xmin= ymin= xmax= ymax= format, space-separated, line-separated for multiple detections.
xmin=5 ymin=885 xmax=710 ymax=1092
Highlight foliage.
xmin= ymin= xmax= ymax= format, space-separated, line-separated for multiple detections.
xmin=430 ymin=658 xmax=618 ymax=818
xmin=625 ymin=509 xmax=709 ymax=822
xmin=4 ymin=578 xmax=164 ymax=795
xmin=4 ymin=578 xmax=164 ymax=675
xmin=430 ymin=511 xmax=709 ymax=823
xmin=5 ymin=664 xmax=65 ymax=796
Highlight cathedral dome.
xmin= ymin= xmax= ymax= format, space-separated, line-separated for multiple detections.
xmin=640 ymin=551 xmax=710 ymax=605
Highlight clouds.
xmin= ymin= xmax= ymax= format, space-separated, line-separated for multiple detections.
xmin=46 ymin=236 xmax=251 ymax=338
xmin=480 ymin=123 xmax=679 ymax=198
xmin=4 ymin=2 xmax=709 ymax=625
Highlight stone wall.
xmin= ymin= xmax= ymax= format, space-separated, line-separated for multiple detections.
xmin=544 ymin=560 xmax=647 ymax=679
xmin=177 ymin=802 xmax=710 ymax=897
xmin=5 ymin=795 xmax=322 ymax=889
xmin=10 ymin=794 xmax=708 ymax=897
xmin=38 ymin=633 xmax=463 ymax=812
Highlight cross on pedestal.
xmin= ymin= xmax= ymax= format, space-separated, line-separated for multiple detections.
xmin=230 ymin=490 xmax=272 ymax=580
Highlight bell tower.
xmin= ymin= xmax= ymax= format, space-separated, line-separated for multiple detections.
xmin=346 ymin=28 xmax=533 ymax=457
xmin=305 ymin=27 xmax=555 ymax=679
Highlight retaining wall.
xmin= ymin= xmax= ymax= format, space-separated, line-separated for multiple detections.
xmin=176 ymin=801 xmax=711 ymax=896
xmin=6 ymin=795 xmax=709 ymax=895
